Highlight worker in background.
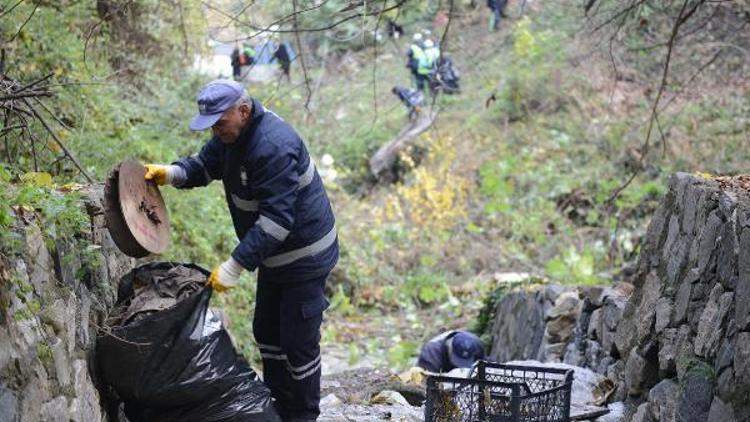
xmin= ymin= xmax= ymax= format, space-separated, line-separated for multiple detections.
xmin=487 ymin=0 xmax=507 ymax=31
xmin=143 ymin=79 xmax=338 ymax=421
xmin=274 ymin=41 xmax=293 ymax=81
xmin=230 ymin=43 xmax=242 ymax=80
xmin=419 ymin=39 xmax=440 ymax=93
xmin=242 ymin=42 xmax=256 ymax=67
xmin=417 ymin=330 xmax=485 ymax=373
xmin=406 ymin=33 xmax=427 ymax=91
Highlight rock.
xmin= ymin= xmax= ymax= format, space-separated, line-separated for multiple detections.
xmin=695 ymin=284 xmax=733 ymax=358
xmin=544 ymin=291 xmax=581 ymax=351
xmin=673 ymin=278 xmax=692 ymax=325
xmin=543 ymin=342 xmax=567 ymax=361
xmin=0 ymin=327 xmax=11 ymax=375
xmin=563 ymin=341 xmax=583 ymax=367
xmin=581 ymin=286 xmax=605 ymax=308
xmin=676 ymin=365 xmax=715 ymax=422
xmin=736 ymin=229 xmax=750 ymax=330
xmin=632 ymin=402 xmax=655 ymax=422
xmin=0 ymin=387 xmax=18 ymax=422
xmin=707 ymin=396 xmax=736 ymax=422
xmin=70 ymin=360 xmax=102 ymax=422
xmin=40 ymin=396 xmax=69 ymax=422
xmin=655 ymin=298 xmax=673 ymax=334
xmin=24 ymin=223 xmax=55 ymax=293
xmin=716 ymin=222 xmax=739 ymax=291
xmin=696 ymin=211 xmax=723 ymax=276
xmin=584 ymin=340 xmax=602 ymax=369
xmin=675 ymin=325 xmax=696 ymax=381
xmin=647 ymin=379 xmax=678 ymax=421
xmin=543 ymin=284 xmax=566 ymax=304
xmin=715 ymin=333 xmax=735 ymax=373
xmin=50 ymin=337 xmax=70 ymax=387
xmin=320 ymin=393 xmax=343 ymax=408
xmin=636 ymin=273 xmax=661 ymax=343
xmin=666 ymin=235 xmax=690 ymax=289
xmin=507 ymin=360 xmax=611 ymax=407
xmin=658 ymin=328 xmax=679 ymax=375
xmin=640 ymin=200 xmax=668 ymax=273
xmin=320 ymin=403 xmax=423 ymax=422
xmin=597 ymin=402 xmax=625 ymax=422
xmin=77 ymin=289 xmax=91 ymax=350
xmin=715 ymin=366 xmax=734 ymax=403
xmin=732 ymin=332 xmax=750 ymax=390
xmin=626 ymin=349 xmax=656 ymax=396
xmin=588 ymin=308 xmax=602 ymax=341
xmin=601 ymin=296 xmax=625 ymax=355
xmin=370 ymin=390 xmax=410 ymax=407
xmin=19 ymin=362 xmax=51 ymax=421
xmin=488 ymin=289 xmax=546 ymax=362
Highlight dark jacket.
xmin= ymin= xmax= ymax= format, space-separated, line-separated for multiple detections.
xmin=417 ymin=331 xmax=484 ymax=373
xmin=174 ymin=99 xmax=338 ymax=283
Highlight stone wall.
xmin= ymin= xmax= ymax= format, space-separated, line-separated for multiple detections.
xmin=609 ymin=173 xmax=748 ymax=421
xmin=485 ymin=173 xmax=747 ymax=421
xmin=0 ymin=186 xmax=134 ymax=422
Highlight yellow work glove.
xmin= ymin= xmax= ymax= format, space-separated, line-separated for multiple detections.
xmin=144 ymin=164 xmax=173 ymax=185
xmin=208 ymin=258 xmax=243 ymax=292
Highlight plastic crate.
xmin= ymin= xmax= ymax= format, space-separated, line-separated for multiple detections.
xmin=424 ymin=361 xmax=574 ymax=422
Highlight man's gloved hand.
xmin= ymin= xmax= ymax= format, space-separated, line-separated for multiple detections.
xmin=144 ymin=164 xmax=175 ymax=185
xmin=208 ymin=257 xmax=243 ymax=292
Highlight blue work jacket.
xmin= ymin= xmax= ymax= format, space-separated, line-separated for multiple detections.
xmin=173 ymin=98 xmax=338 ymax=283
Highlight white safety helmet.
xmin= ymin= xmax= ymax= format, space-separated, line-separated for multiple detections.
xmin=423 ymin=39 xmax=434 ymax=48
xmin=413 ymin=33 xmax=423 ymax=42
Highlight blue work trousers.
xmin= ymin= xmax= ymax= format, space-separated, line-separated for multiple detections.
xmin=253 ymin=274 xmax=330 ymax=421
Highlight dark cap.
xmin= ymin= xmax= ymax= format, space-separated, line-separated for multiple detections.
xmin=448 ymin=331 xmax=484 ymax=369
xmin=190 ymin=79 xmax=246 ymax=131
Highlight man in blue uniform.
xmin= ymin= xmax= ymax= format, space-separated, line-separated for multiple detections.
xmin=144 ymin=79 xmax=338 ymax=421
xmin=417 ymin=330 xmax=485 ymax=373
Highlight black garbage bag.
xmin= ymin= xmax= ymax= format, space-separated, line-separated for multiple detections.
xmin=97 ymin=262 xmax=280 ymax=422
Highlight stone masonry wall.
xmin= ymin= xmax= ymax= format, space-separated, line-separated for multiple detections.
xmin=0 ymin=186 xmax=134 ymax=422
xmin=486 ymin=173 xmax=747 ymax=421
xmin=609 ymin=172 xmax=748 ymax=421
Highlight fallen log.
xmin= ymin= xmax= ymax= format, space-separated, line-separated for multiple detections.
xmin=369 ymin=110 xmax=438 ymax=182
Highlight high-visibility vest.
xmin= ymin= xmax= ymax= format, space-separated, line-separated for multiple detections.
xmin=418 ymin=46 xmax=439 ymax=75
xmin=410 ymin=44 xmax=427 ymax=73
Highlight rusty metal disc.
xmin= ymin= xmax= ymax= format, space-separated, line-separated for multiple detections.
xmin=104 ymin=160 xmax=170 ymax=257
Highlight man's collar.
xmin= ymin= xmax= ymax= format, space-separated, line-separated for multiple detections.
xmin=234 ymin=98 xmax=265 ymax=145
xmin=250 ymin=97 xmax=265 ymax=121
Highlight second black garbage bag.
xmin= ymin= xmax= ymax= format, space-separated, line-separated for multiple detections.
xmin=97 ymin=262 xmax=280 ymax=421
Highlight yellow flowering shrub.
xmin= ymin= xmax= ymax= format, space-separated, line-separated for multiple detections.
xmin=378 ymin=135 xmax=471 ymax=234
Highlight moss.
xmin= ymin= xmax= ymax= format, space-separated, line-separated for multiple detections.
xmin=36 ymin=342 xmax=54 ymax=376
xmin=13 ymin=307 xmax=33 ymax=321
xmin=682 ymin=360 xmax=716 ymax=385
xmin=473 ymin=276 xmax=548 ymax=349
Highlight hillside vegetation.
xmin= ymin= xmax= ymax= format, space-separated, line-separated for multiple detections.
xmin=1 ymin=0 xmax=748 ymax=368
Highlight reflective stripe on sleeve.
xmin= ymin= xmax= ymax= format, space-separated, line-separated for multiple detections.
xmin=257 ymin=215 xmax=290 ymax=241
xmin=232 ymin=194 xmax=259 ymax=211
xmin=299 ymin=160 xmax=316 ymax=189
xmin=262 ymin=225 xmax=336 ymax=268
xmin=194 ymin=155 xmax=212 ymax=184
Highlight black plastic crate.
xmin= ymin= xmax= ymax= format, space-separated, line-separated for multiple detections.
xmin=425 ymin=361 xmax=574 ymax=422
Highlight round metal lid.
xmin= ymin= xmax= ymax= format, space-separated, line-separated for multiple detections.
xmin=104 ymin=160 xmax=170 ymax=257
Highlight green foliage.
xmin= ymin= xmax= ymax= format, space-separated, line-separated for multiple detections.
xmin=386 ymin=339 xmax=418 ymax=369
xmin=495 ymin=17 xmax=568 ymax=120
xmin=545 ymin=245 xmax=607 ymax=286
xmin=0 ymin=169 xmax=88 ymax=252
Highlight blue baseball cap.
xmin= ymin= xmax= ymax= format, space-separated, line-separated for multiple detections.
xmin=189 ymin=79 xmax=246 ymax=131
xmin=449 ymin=332 xmax=484 ymax=369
